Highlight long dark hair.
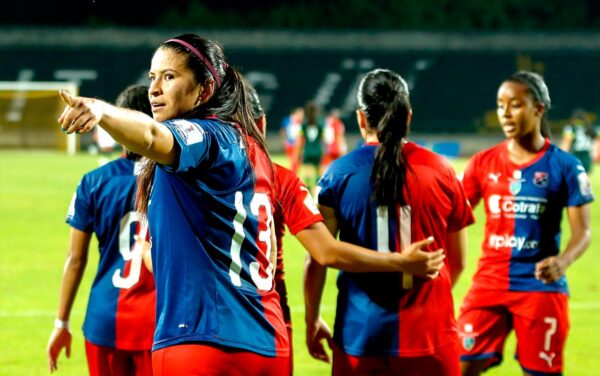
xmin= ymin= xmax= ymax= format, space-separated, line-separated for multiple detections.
xmin=137 ymin=33 xmax=268 ymax=215
xmin=504 ymin=71 xmax=552 ymax=138
xmin=358 ymin=69 xmax=412 ymax=206
xmin=115 ymin=84 xmax=151 ymax=162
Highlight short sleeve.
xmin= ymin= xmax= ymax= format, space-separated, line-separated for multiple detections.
xmin=66 ymin=176 xmax=94 ymax=232
xmin=447 ymin=169 xmax=475 ymax=232
xmin=461 ymin=154 xmax=483 ymax=207
xmin=564 ymin=159 xmax=594 ymax=207
xmin=163 ymin=119 xmax=211 ymax=173
xmin=277 ymin=167 xmax=323 ymax=235
xmin=316 ymin=169 xmax=338 ymax=209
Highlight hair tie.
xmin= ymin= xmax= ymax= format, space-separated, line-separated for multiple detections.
xmin=166 ymin=38 xmax=222 ymax=88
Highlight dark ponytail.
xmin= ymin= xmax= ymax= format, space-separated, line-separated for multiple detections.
xmin=505 ymin=71 xmax=552 ymax=138
xmin=136 ymin=33 xmax=269 ymax=215
xmin=357 ymin=69 xmax=412 ymax=206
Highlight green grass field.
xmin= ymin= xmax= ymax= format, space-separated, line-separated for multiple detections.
xmin=0 ymin=150 xmax=598 ymax=375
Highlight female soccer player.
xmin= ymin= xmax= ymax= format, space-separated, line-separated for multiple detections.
xmin=304 ymin=68 xmax=474 ymax=375
xmin=47 ymin=85 xmax=155 ymax=375
xmin=58 ymin=34 xmax=289 ymax=375
xmin=247 ymin=85 xmax=446 ymax=373
xmin=457 ymin=71 xmax=594 ymax=376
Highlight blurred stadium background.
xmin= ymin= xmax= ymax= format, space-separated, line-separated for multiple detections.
xmin=1 ymin=1 xmax=599 ymax=375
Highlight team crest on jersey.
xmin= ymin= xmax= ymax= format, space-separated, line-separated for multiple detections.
xmin=533 ymin=171 xmax=549 ymax=187
xmin=509 ymin=170 xmax=524 ymax=195
xmin=172 ymin=120 xmax=204 ymax=145
xmin=463 ymin=336 xmax=475 ymax=351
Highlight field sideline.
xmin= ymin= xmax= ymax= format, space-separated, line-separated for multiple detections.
xmin=0 ymin=150 xmax=598 ymax=375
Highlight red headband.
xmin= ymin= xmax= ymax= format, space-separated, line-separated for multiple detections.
xmin=166 ymin=38 xmax=222 ymax=88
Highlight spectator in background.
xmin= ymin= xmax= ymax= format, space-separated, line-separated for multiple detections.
xmin=305 ymin=68 xmax=474 ymax=375
xmin=57 ymin=33 xmax=290 ymax=375
xmin=322 ymin=108 xmax=348 ymax=171
xmin=280 ymin=107 xmax=303 ymax=173
xmin=559 ymin=108 xmax=598 ymax=174
xmin=297 ymin=101 xmax=325 ymax=192
xmin=47 ymin=85 xmax=155 ymax=376
xmin=458 ymin=71 xmax=593 ymax=376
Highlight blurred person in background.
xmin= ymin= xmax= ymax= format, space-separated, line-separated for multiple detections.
xmin=47 ymin=85 xmax=155 ymax=376
xmin=297 ymin=101 xmax=326 ymax=192
xmin=247 ymin=84 xmax=445 ymax=374
xmin=322 ymin=108 xmax=348 ymax=171
xmin=57 ymin=33 xmax=290 ymax=375
xmin=280 ymin=107 xmax=303 ymax=173
xmin=305 ymin=68 xmax=474 ymax=375
xmin=458 ymin=71 xmax=593 ymax=376
xmin=559 ymin=108 xmax=598 ymax=174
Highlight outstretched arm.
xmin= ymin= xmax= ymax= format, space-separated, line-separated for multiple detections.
xmin=47 ymin=228 xmax=91 ymax=372
xmin=535 ymin=204 xmax=591 ymax=283
xmin=57 ymin=91 xmax=176 ymax=166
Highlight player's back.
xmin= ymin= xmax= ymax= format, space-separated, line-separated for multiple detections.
xmin=318 ymin=141 xmax=473 ymax=357
xmin=67 ymin=157 xmax=155 ymax=350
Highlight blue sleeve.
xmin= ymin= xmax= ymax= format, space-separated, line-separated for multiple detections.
xmin=163 ymin=119 xmax=211 ymax=173
xmin=563 ymin=157 xmax=594 ymax=207
xmin=66 ymin=175 xmax=94 ymax=233
xmin=317 ymin=169 xmax=338 ymax=209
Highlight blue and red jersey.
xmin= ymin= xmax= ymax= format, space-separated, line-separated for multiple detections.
xmin=273 ymin=163 xmax=323 ymax=323
xmin=148 ymin=118 xmax=288 ymax=357
xmin=462 ymin=139 xmax=594 ymax=293
xmin=317 ymin=142 xmax=474 ymax=357
xmin=66 ymin=157 xmax=155 ymax=350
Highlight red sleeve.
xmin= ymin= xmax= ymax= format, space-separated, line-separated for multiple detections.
xmin=275 ymin=165 xmax=323 ymax=235
xmin=447 ymin=166 xmax=476 ymax=232
xmin=461 ymin=153 xmax=483 ymax=207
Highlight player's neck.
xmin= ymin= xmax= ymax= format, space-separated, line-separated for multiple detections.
xmin=507 ymin=134 xmax=545 ymax=164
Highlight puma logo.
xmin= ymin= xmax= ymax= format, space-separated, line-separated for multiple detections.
xmin=488 ymin=173 xmax=501 ymax=183
xmin=539 ymin=351 xmax=555 ymax=367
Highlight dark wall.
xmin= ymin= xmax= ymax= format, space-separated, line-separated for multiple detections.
xmin=2 ymin=44 xmax=600 ymax=137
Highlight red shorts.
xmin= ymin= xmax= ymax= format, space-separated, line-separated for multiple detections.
xmin=457 ymin=289 xmax=569 ymax=374
xmin=85 ymin=340 xmax=152 ymax=376
xmin=152 ymin=343 xmax=289 ymax=376
xmin=332 ymin=340 xmax=460 ymax=376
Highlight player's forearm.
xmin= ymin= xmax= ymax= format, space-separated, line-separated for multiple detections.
xmin=303 ymin=254 xmax=327 ymax=325
xmin=56 ymin=252 xmax=88 ymax=321
xmin=560 ymin=204 xmax=592 ymax=268
xmin=296 ymin=223 xmax=403 ymax=273
xmin=446 ymin=229 xmax=468 ymax=287
xmin=99 ymin=104 xmax=176 ymax=166
xmin=559 ymin=228 xmax=591 ymax=268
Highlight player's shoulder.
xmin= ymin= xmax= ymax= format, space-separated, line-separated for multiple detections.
xmin=545 ymin=142 xmax=586 ymax=170
xmin=274 ymin=163 xmax=300 ymax=185
xmin=404 ymin=142 xmax=455 ymax=175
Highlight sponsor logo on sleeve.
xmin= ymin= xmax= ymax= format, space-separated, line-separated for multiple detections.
xmin=301 ymin=186 xmax=320 ymax=215
xmin=577 ymin=172 xmax=593 ymax=197
xmin=66 ymin=192 xmax=77 ymax=221
xmin=172 ymin=120 xmax=204 ymax=145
